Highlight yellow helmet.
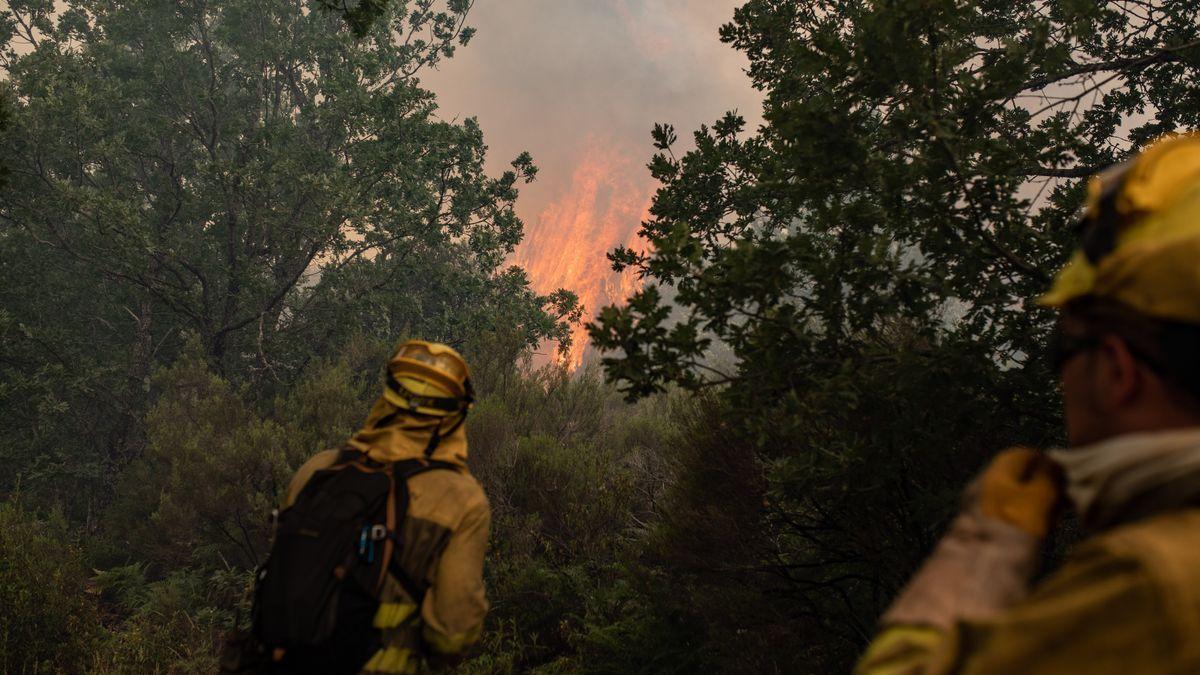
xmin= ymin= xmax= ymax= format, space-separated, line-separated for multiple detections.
xmin=1040 ymin=132 xmax=1200 ymax=324
xmin=381 ymin=340 xmax=474 ymax=417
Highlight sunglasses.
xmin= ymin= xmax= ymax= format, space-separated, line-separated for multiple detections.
xmin=1047 ymin=327 xmax=1099 ymax=372
xmin=1047 ymin=324 xmax=1172 ymax=378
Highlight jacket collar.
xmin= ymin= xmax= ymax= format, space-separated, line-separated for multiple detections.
xmin=346 ymin=396 xmax=469 ymax=469
xmin=1049 ymin=427 xmax=1200 ymax=529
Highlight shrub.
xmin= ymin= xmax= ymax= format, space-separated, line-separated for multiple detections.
xmin=0 ymin=497 xmax=103 ymax=673
xmin=91 ymin=566 xmax=252 ymax=674
xmin=99 ymin=354 xmax=294 ymax=571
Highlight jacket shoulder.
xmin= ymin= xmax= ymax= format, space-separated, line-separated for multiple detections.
xmin=407 ymin=466 xmax=490 ymax=530
xmin=1093 ymin=508 xmax=1200 ymax=575
xmin=1087 ymin=509 xmax=1200 ymax=660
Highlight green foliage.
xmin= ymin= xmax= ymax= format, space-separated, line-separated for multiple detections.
xmin=425 ymin=358 xmax=696 ymax=673
xmin=0 ymin=0 xmax=576 ymax=510
xmin=0 ymin=497 xmax=102 ymax=673
xmin=99 ymin=349 xmax=299 ymax=571
xmin=316 ymin=0 xmax=395 ymax=39
xmin=587 ymin=0 xmax=1200 ymax=669
xmin=91 ymin=565 xmax=251 ymax=674
xmin=595 ymin=1 xmax=1200 ymax=403
xmin=5 ymin=0 xmax=1196 ymax=672
xmin=316 ymin=0 xmax=478 ymax=45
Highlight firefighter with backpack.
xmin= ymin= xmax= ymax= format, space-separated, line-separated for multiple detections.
xmin=226 ymin=340 xmax=490 ymax=674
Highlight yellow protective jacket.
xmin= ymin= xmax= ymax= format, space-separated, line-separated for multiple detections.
xmin=284 ymin=397 xmax=491 ymax=674
xmin=859 ymin=429 xmax=1200 ymax=674
xmin=859 ymin=508 xmax=1200 ymax=674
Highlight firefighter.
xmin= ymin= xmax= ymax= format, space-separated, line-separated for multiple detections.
xmin=274 ymin=340 xmax=490 ymax=674
xmin=857 ymin=133 xmax=1200 ymax=674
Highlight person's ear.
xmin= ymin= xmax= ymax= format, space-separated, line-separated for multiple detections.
xmin=1097 ymin=334 xmax=1142 ymax=408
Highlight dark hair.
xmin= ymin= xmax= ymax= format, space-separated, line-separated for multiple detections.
xmin=1056 ymin=297 xmax=1200 ymax=406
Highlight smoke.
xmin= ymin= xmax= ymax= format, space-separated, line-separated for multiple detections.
xmin=425 ymin=0 xmax=762 ymax=366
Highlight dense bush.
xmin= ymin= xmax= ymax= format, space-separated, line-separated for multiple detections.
xmin=461 ymin=363 xmax=683 ymax=672
xmin=90 ymin=565 xmax=251 ymax=674
xmin=97 ymin=345 xmax=376 ymax=572
xmin=0 ymin=330 xmax=1049 ymax=673
xmin=0 ymin=498 xmax=102 ymax=673
xmin=37 ymin=343 xmax=686 ymax=673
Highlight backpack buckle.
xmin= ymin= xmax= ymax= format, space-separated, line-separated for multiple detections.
xmin=359 ymin=525 xmax=390 ymax=564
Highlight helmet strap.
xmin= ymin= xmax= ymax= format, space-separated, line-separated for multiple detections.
xmin=423 ymin=424 xmax=442 ymax=457
xmin=372 ymin=409 xmax=401 ymax=430
xmin=423 ymin=408 xmax=469 ymax=457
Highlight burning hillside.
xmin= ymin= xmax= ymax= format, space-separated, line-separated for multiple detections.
xmin=513 ymin=138 xmax=655 ymax=369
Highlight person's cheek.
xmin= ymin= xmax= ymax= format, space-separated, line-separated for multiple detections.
xmin=1061 ymin=358 xmax=1096 ymax=447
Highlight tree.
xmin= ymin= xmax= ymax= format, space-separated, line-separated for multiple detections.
xmin=590 ymin=0 xmax=1200 ymax=667
xmin=314 ymin=0 xmax=476 ymax=41
xmin=0 ymin=0 xmax=576 ymax=505
xmin=595 ymin=0 xmax=1200 ymax=400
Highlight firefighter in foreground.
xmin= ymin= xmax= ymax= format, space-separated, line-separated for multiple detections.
xmin=243 ymin=340 xmax=489 ymax=674
xmin=857 ymin=133 xmax=1200 ymax=674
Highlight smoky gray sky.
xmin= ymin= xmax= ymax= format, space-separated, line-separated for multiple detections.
xmin=426 ymin=0 xmax=761 ymax=210
xmin=423 ymin=0 xmax=762 ymax=364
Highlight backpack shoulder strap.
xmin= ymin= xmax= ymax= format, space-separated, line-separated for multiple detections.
xmin=333 ymin=445 xmax=362 ymax=464
xmin=332 ymin=445 xmax=387 ymax=469
xmin=393 ymin=458 xmax=461 ymax=479
xmin=380 ymin=459 xmax=460 ymax=605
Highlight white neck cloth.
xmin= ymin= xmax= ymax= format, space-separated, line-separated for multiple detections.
xmin=1049 ymin=427 xmax=1200 ymax=528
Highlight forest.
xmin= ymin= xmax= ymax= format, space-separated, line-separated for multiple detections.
xmin=2 ymin=0 xmax=1199 ymax=672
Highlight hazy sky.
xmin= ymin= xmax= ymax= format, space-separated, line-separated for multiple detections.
xmin=424 ymin=0 xmax=763 ymax=364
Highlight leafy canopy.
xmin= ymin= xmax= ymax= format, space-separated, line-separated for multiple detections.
xmin=591 ymin=0 xmax=1200 ymax=403
xmin=0 ymin=0 xmax=577 ymax=504
xmin=588 ymin=0 xmax=1200 ymax=664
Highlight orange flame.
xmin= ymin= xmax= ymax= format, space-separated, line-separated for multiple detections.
xmin=514 ymin=137 xmax=654 ymax=369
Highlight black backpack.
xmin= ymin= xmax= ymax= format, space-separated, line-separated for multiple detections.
xmin=247 ymin=448 xmax=456 ymax=674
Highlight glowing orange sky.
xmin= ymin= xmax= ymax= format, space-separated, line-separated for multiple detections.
xmin=426 ymin=0 xmax=762 ymax=366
